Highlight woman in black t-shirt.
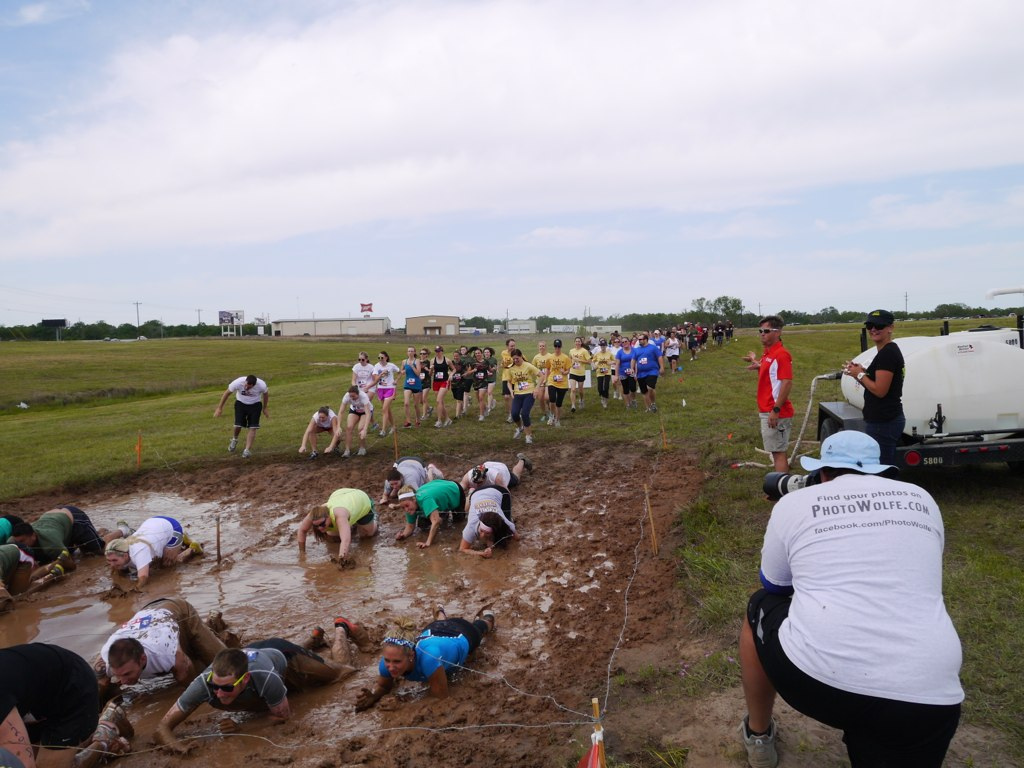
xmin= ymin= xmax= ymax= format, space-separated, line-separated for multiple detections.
xmin=844 ymin=309 xmax=905 ymax=466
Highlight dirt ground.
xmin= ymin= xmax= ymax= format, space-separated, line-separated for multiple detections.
xmin=2 ymin=442 xmax=1014 ymax=767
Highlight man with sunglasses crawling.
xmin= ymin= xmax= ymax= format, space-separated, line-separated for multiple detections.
xmin=154 ymin=616 xmax=371 ymax=754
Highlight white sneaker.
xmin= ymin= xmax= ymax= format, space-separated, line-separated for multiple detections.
xmin=506 ymin=416 xmax=513 ymax=424
xmin=478 ymin=415 xmax=485 ymax=421
xmin=435 ymin=420 xmax=443 ymax=428
xmin=739 ymin=717 xmax=778 ymax=768
xmin=512 ymin=427 xmax=522 ymax=439
xmin=242 ymin=449 xmax=251 ymax=458
xmin=357 ymin=447 xmax=367 ymax=456
xmin=525 ymin=435 xmax=534 ymax=444
xmin=342 ymin=449 xmax=351 ymax=458
xmin=443 ymin=419 xmax=452 ymax=427
xmin=228 ymin=438 xmax=237 ymax=452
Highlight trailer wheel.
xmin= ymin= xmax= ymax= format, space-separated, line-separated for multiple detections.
xmin=818 ymin=417 xmax=843 ymax=442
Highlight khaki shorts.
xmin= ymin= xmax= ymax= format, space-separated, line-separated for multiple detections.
xmin=759 ymin=413 xmax=792 ymax=453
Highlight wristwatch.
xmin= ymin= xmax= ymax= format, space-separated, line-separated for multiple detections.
xmin=856 ymin=372 xmax=866 ymax=381
xmin=772 ymin=406 xmax=781 ymax=414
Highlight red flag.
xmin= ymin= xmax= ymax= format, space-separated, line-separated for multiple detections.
xmin=576 ymin=744 xmax=602 ymax=768
xmin=360 ymin=302 xmax=373 ymax=314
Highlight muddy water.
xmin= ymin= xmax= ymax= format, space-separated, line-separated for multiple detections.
xmin=2 ymin=488 xmax=578 ymax=757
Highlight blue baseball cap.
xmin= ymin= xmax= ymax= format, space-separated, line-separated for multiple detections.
xmin=800 ymin=431 xmax=893 ymax=474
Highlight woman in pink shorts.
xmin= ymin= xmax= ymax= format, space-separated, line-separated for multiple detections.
xmin=371 ymin=351 xmax=401 ymax=437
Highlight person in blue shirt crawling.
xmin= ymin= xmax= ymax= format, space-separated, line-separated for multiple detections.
xmin=355 ymin=607 xmax=496 ymax=710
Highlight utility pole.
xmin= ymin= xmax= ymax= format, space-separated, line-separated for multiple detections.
xmin=904 ymin=292 xmax=908 ymax=315
xmin=133 ymin=302 xmax=141 ymax=336
xmin=196 ymin=309 xmax=202 ymax=325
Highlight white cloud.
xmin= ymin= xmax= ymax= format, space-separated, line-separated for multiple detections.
xmin=3 ymin=1 xmax=88 ymax=27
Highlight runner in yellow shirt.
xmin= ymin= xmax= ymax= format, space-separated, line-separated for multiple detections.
xmin=531 ymin=340 xmax=554 ymax=423
xmin=591 ymin=339 xmax=617 ymax=409
xmin=545 ymin=340 xmax=573 ymax=427
xmin=568 ymin=336 xmax=593 ymax=413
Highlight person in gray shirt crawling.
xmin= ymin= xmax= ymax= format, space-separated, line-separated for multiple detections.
xmin=154 ymin=617 xmax=371 ymax=753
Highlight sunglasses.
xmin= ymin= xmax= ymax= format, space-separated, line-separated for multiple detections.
xmin=758 ymin=328 xmax=778 ymax=335
xmin=865 ymin=323 xmax=887 ymax=331
xmin=378 ymin=355 xmax=386 ymax=360
xmin=205 ymin=671 xmax=246 ymax=693
xmin=358 ymin=357 xmax=368 ymax=361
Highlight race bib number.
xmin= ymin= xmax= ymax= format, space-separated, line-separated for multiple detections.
xmin=572 ymin=361 xmax=581 ymax=369
xmin=476 ymin=371 xmax=485 ymax=379
xmin=435 ymin=372 xmax=445 ymax=379
xmin=406 ymin=376 xmax=418 ymax=387
xmin=553 ymin=374 xmax=563 ymax=382
xmin=598 ymin=366 xmax=609 ymax=375
xmin=639 ymin=356 xmax=648 ymax=365
xmin=517 ymin=380 xmax=531 ymax=391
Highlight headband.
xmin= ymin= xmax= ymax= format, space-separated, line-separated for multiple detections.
xmin=397 ymin=490 xmax=416 ymax=501
xmin=477 ymin=521 xmax=494 ymax=535
xmin=382 ymin=637 xmax=416 ymax=650
xmin=105 ymin=538 xmax=130 ymax=555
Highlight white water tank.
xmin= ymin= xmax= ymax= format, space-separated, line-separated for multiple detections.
xmin=842 ymin=328 xmax=1024 ymax=438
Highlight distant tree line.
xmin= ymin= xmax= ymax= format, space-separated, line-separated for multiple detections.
xmin=3 ymin=299 xmax=1021 ymax=341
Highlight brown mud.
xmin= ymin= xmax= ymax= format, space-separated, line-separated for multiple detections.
xmin=1 ymin=443 xmax=1011 ymax=767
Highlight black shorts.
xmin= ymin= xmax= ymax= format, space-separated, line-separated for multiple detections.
xmin=234 ymin=400 xmax=263 ymax=429
xmin=746 ymin=590 xmax=961 ymax=767
xmin=547 ymin=387 xmax=568 ymax=407
xmin=569 ymin=374 xmax=586 ymax=383
xmin=65 ymin=505 xmax=104 ymax=555
xmin=620 ymin=377 xmax=637 ymax=394
xmin=637 ymin=375 xmax=658 ymax=393
xmin=502 ymin=381 xmax=511 ymax=396
xmin=420 ymin=618 xmax=488 ymax=654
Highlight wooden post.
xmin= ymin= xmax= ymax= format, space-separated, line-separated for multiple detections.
xmin=135 ymin=432 xmax=142 ymax=468
xmin=591 ymin=697 xmax=606 ymax=768
xmin=216 ymin=514 xmax=222 ymax=565
xmin=392 ymin=427 xmax=399 ymax=462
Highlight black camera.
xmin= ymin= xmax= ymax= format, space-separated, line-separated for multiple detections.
xmin=763 ymin=469 xmax=821 ymax=501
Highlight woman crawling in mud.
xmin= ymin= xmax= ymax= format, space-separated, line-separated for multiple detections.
xmin=354 ymin=607 xmax=496 ymax=710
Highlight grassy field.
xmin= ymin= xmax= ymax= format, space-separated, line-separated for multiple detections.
xmin=2 ymin=321 xmax=1022 ymax=760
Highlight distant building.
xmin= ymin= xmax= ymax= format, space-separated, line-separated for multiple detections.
xmin=271 ymin=317 xmax=392 ymax=337
xmin=588 ymin=325 xmax=622 ymax=335
xmin=406 ymin=315 xmax=460 ymax=336
xmin=507 ymin=319 xmax=537 ymax=334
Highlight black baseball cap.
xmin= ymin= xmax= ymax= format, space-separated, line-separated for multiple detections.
xmin=553 ymin=339 xmax=562 ymax=347
xmin=864 ymin=309 xmax=895 ymax=326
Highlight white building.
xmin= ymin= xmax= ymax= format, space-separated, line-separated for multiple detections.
xmin=270 ymin=317 xmax=392 ymax=337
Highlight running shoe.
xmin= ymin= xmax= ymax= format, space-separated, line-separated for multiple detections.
xmin=242 ymin=449 xmax=251 ymax=458
xmin=506 ymin=416 xmax=514 ymax=424
xmin=357 ymin=447 xmax=367 ymax=456
xmin=739 ymin=717 xmax=778 ymax=768
xmin=570 ymin=406 xmax=576 ymax=413
xmin=334 ymin=615 xmax=373 ymax=651
xmin=435 ymin=419 xmax=443 ymax=428
xmin=342 ymin=449 xmax=351 ymax=458
xmin=443 ymin=419 xmax=452 ymax=427
xmin=478 ymin=415 xmax=485 ymax=421
xmin=525 ymin=435 xmax=534 ymax=444
xmin=309 ymin=450 xmax=319 ymax=460
xmin=228 ymin=438 xmax=237 ymax=452
xmin=116 ymin=520 xmax=135 ymax=537
xmin=512 ymin=427 xmax=522 ymax=439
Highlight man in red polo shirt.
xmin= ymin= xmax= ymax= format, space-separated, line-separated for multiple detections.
xmin=744 ymin=316 xmax=794 ymax=472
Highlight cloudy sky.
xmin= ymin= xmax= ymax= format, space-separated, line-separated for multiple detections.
xmin=1 ymin=0 xmax=1023 ymax=328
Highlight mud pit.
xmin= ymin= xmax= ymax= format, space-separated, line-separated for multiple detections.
xmin=4 ymin=443 xmax=1008 ymax=767
xmin=5 ymin=443 xmax=711 ymax=767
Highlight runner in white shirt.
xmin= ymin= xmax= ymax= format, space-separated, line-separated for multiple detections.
xmin=340 ymin=386 xmax=373 ymax=457
xmin=214 ymin=374 xmax=269 ymax=458
xmin=352 ymin=353 xmax=377 ymax=429
xmin=299 ymin=406 xmax=340 ymax=459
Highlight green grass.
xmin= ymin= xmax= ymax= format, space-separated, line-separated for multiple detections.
xmin=2 ymin=323 xmax=1022 ymax=761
